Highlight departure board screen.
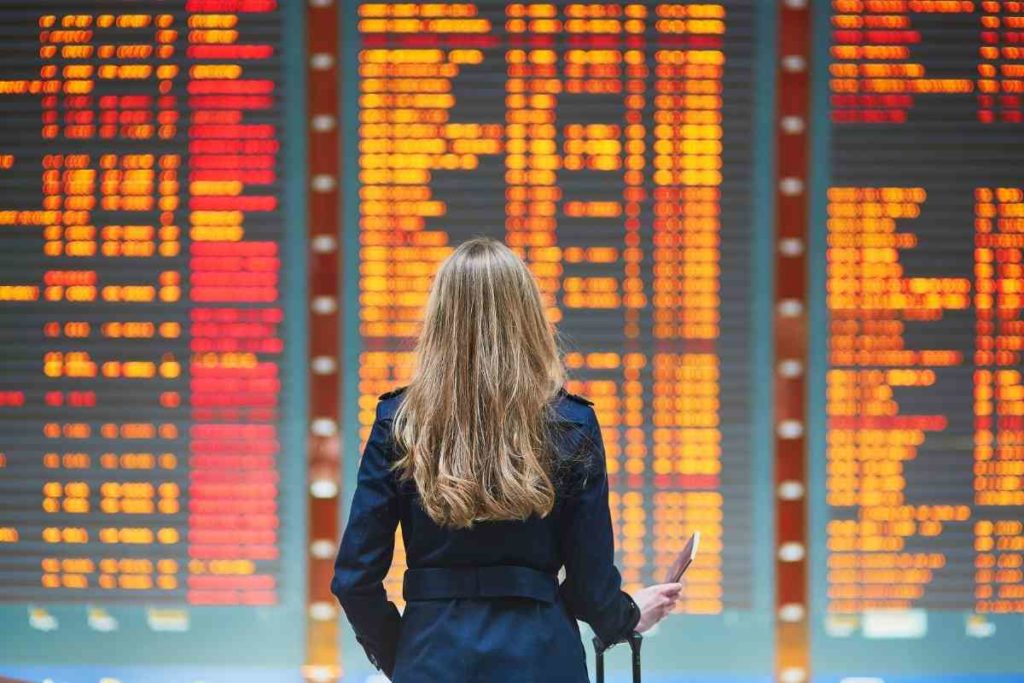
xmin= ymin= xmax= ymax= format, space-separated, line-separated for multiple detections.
xmin=810 ymin=1 xmax=1024 ymax=680
xmin=0 ymin=0 xmax=306 ymax=676
xmin=341 ymin=2 xmax=776 ymax=677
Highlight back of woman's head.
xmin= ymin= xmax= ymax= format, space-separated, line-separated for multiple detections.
xmin=392 ymin=236 xmax=566 ymax=528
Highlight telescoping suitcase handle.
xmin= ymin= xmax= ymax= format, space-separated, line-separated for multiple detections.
xmin=593 ymin=632 xmax=643 ymax=683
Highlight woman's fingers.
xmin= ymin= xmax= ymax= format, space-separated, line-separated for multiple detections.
xmin=656 ymin=582 xmax=683 ymax=596
xmin=632 ymin=581 xmax=687 ymax=631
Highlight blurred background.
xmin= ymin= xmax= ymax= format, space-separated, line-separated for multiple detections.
xmin=0 ymin=1 xmax=1022 ymax=682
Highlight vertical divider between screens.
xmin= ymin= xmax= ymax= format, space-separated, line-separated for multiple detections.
xmin=305 ymin=0 xmax=342 ymax=680
xmin=283 ymin=0 xmax=311 ymax=664
xmin=772 ymin=1 xmax=812 ymax=682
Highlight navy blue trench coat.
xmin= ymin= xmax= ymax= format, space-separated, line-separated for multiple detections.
xmin=331 ymin=387 xmax=641 ymax=682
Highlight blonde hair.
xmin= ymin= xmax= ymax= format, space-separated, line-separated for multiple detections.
xmin=392 ymin=237 xmax=566 ymax=529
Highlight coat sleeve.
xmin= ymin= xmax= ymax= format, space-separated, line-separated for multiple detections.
xmin=557 ymin=411 xmax=641 ymax=646
xmin=331 ymin=401 xmax=402 ymax=677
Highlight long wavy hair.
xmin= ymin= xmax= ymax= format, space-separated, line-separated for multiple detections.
xmin=392 ymin=237 xmax=566 ymax=529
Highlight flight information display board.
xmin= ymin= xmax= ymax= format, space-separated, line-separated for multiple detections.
xmin=0 ymin=0 xmax=306 ymax=676
xmin=341 ymin=3 xmax=776 ymax=676
xmin=810 ymin=2 xmax=1024 ymax=680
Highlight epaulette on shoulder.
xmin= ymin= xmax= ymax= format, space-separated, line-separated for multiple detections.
xmin=378 ymin=385 xmax=408 ymax=401
xmin=561 ymin=388 xmax=593 ymax=406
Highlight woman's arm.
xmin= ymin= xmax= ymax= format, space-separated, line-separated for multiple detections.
xmin=331 ymin=401 xmax=402 ymax=677
xmin=557 ymin=411 xmax=642 ymax=645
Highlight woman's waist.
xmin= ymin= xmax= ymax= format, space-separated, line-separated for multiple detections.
xmin=402 ymin=564 xmax=560 ymax=603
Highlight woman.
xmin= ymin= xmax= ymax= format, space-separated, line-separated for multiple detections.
xmin=332 ymin=237 xmax=683 ymax=681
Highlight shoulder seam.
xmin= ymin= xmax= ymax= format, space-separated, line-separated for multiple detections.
xmin=378 ymin=385 xmax=408 ymax=401
xmin=562 ymin=390 xmax=593 ymax=406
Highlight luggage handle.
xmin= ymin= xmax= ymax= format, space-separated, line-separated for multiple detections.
xmin=592 ymin=632 xmax=643 ymax=683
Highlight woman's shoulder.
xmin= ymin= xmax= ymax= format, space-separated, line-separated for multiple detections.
xmin=375 ymin=385 xmax=407 ymax=421
xmin=378 ymin=385 xmax=407 ymax=401
xmin=556 ymin=386 xmax=593 ymax=407
xmin=376 ymin=385 xmax=597 ymax=424
xmin=548 ymin=388 xmax=604 ymax=488
xmin=550 ymin=386 xmax=597 ymax=426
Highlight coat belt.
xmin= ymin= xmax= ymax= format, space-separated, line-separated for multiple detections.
xmin=403 ymin=566 xmax=559 ymax=603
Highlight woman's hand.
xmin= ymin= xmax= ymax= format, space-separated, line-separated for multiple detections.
xmin=631 ymin=582 xmax=684 ymax=633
